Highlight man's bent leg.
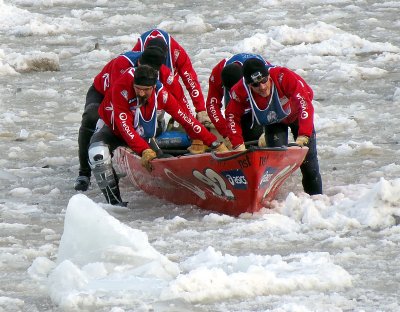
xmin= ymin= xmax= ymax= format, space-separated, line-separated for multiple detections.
xmin=74 ymin=85 xmax=103 ymax=191
xmin=88 ymin=125 xmax=127 ymax=205
xmin=77 ymin=103 xmax=100 ymax=174
xmin=88 ymin=141 xmax=124 ymax=205
xmin=297 ymin=130 xmax=323 ymax=195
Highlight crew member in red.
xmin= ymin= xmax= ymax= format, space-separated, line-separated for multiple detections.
xmin=74 ymin=42 xmax=190 ymax=192
xmin=225 ymin=58 xmax=322 ymax=195
xmin=88 ymin=65 xmax=228 ymax=205
xmin=94 ymin=42 xmax=189 ymax=111
xmin=206 ymin=53 xmax=269 ymax=148
xmin=132 ymin=28 xmax=211 ymax=126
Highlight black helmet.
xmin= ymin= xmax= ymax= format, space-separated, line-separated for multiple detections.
xmin=242 ymin=58 xmax=269 ymax=84
xmin=221 ymin=63 xmax=243 ymax=90
xmin=139 ymin=46 xmax=166 ymax=70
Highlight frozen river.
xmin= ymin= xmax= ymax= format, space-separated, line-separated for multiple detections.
xmin=1 ymin=0 xmax=400 ymax=311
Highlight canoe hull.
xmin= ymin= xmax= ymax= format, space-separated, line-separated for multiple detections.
xmin=113 ymin=147 xmax=308 ymax=216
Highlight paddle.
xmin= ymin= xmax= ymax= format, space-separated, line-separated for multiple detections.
xmin=148 ymin=137 xmax=174 ymax=158
xmin=148 ymin=137 xmax=163 ymax=157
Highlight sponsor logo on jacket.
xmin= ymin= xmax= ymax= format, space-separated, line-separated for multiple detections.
xmin=278 ymin=73 xmax=284 ymax=84
xmin=267 ymin=111 xmax=277 ymax=123
xmin=209 ymin=97 xmax=220 ymax=123
xmin=119 ymin=112 xmax=134 ymax=139
xmin=296 ymin=92 xmax=308 ymax=119
xmin=167 ymin=74 xmax=174 ymax=85
xmin=128 ymin=98 xmax=138 ymax=105
xmin=231 ymin=90 xmax=239 ymax=101
xmin=177 ymin=108 xmax=201 ymax=133
xmin=210 ymin=74 xmax=215 ymax=83
xmin=121 ymin=89 xmax=128 ymax=100
xmin=227 ymin=113 xmax=237 ymax=134
xmin=102 ymin=73 xmax=110 ymax=91
xmin=148 ymin=34 xmax=163 ymax=40
xmin=173 ymin=49 xmax=180 ymax=62
xmin=162 ymin=90 xmax=168 ymax=103
xmin=184 ymin=71 xmax=199 ymax=98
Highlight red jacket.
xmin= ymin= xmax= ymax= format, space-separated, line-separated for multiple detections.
xmin=98 ymin=68 xmax=216 ymax=155
xmin=205 ymin=58 xmax=230 ymax=137
xmin=92 ymin=54 xmax=189 ymax=114
xmin=225 ymin=67 xmax=315 ymax=148
xmin=133 ymin=29 xmax=206 ymax=113
xmin=93 ymin=55 xmax=131 ymax=95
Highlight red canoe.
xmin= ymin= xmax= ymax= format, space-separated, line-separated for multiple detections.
xmin=113 ymin=146 xmax=308 ymax=216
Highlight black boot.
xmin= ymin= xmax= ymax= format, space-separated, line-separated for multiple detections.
xmin=74 ymin=175 xmax=90 ymax=191
xmin=75 ymin=95 xmax=101 ymax=191
xmin=99 ymin=183 xmax=127 ymax=206
xmin=75 ymin=126 xmax=95 ymax=191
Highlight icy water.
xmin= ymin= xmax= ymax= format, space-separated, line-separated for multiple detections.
xmin=1 ymin=0 xmax=400 ymax=311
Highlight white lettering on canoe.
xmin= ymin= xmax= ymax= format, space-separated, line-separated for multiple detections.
xmin=226 ymin=174 xmax=247 ymax=186
xmin=262 ymin=164 xmax=297 ymax=199
xmin=164 ymin=168 xmax=206 ymax=199
xmin=193 ymin=168 xmax=234 ymax=199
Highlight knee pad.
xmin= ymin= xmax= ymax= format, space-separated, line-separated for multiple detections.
xmin=88 ymin=142 xmax=122 ymax=204
xmin=88 ymin=141 xmax=112 ymax=168
xmin=88 ymin=142 xmax=115 ymax=191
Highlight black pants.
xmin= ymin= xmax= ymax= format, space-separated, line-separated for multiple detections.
xmin=90 ymin=123 xmax=126 ymax=153
xmin=241 ymin=113 xmax=264 ymax=142
xmin=264 ymin=123 xmax=323 ymax=195
xmin=77 ymin=85 xmax=104 ymax=176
